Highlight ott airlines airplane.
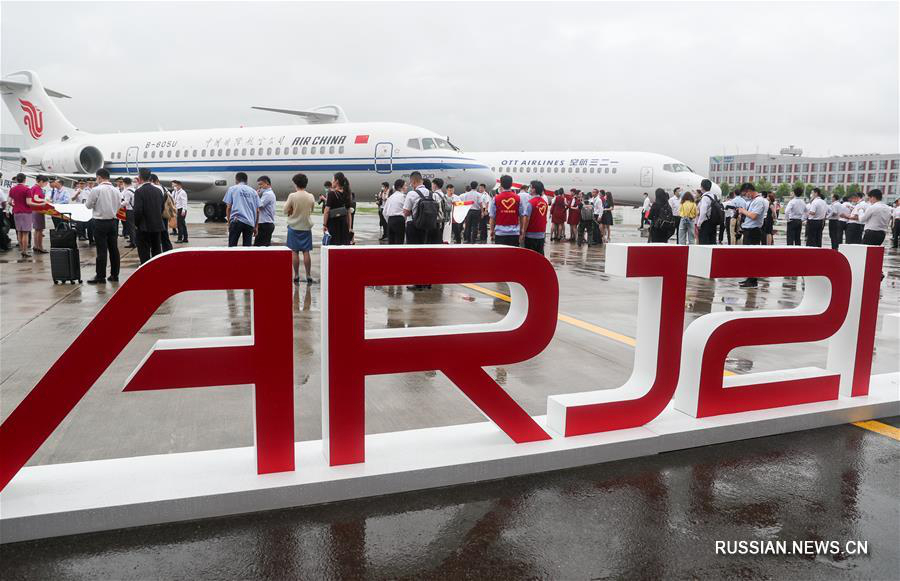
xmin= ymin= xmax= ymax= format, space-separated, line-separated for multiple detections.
xmin=470 ymin=151 xmax=719 ymax=205
xmin=1 ymin=70 xmax=494 ymax=219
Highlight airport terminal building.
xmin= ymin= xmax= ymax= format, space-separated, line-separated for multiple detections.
xmin=708 ymin=149 xmax=900 ymax=201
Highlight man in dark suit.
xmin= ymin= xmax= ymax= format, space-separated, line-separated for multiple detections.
xmin=132 ymin=168 xmax=165 ymax=264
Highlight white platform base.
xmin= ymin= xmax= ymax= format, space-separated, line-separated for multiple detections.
xmin=2 ymin=373 xmax=897 ymax=544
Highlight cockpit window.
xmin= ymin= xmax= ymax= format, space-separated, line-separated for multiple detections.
xmin=435 ymin=138 xmax=453 ymax=150
xmin=421 ymin=138 xmax=437 ymax=150
xmin=663 ymin=163 xmax=693 ymax=173
xmin=407 ymin=138 xmax=421 ymax=150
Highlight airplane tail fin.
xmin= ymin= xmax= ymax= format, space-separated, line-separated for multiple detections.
xmin=1 ymin=70 xmax=78 ymax=148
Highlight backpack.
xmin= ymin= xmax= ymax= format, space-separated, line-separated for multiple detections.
xmin=580 ymin=202 xmax=594 ymax=222
xmin=652 ymin=202 xmax=679 ymax=231
xmin=412 ymin=187 xmax=440 ymax=231
xmin=437 ymin=192 xmax=452 ymax=224
xmin=704 ymin=193 xmax=724 ymax=227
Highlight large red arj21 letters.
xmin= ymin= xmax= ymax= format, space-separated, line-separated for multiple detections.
xmin=0 ymin=249 xmax=295 ymax=492
xmin=546 ymin=244 xmax=689 ymax=436
xmin=674 ymin=246 xmax=851 ymax=417
xmin=322 ymin=245 xmax=558 ymax=465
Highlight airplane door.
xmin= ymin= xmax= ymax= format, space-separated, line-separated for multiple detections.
xmin=125 ymin=146 xmax=140 ymax=174
xmin=640 ymin=166 xmax=653 ymax=187
xmin=374 ymin=142 xmax=393 ymax=174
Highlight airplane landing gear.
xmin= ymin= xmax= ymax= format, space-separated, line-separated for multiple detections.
xmin=204 ymin=202 xmax=227 ymax=222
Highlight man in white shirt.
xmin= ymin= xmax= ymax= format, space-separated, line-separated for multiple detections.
xmin=478 ymin=184 xmax=491 ymax=242
xmin=845 ymin=192 xmax=867 ymax=244
xmin=461 ymin=180 xmax=482 ymax=243
xmin=695 ymin=179 xmax=719 ymax=245
xmin=805 ymin=188 xmax=828 ymax=247
xmin=383 ymin=179 xmax=407 ymax=244
xmin=590 ymin=189 xmax=603 ymax=245
xmin=449 ymin=184 xmax=464 ymax=243
xmin=783 ymin=186 xmax=807 ymax=246
xmin=640 ymin=192 xmax=651 ymax=231
xmin=827 ymin=193 xmax=845 ymax=249
xmin=85 ymin=168 xmax=122 ymax=284
xmin=121 ymin=177 xmax=136 ymax=247
xmin=669 ymin=187 xmax=681 ymax=215
xmin=892 ymin=199 xmax=900 ymax=249
xmin=851 ymin=189 xmax=891 ymax=246
xmin=172 ymin=180 xmax=189 ymax=243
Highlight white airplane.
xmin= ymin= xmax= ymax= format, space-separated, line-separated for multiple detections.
xmin=469 ymin=151 xmax=719 ymax=204
xmin=1 ymin=70 xmax=494 ymax=219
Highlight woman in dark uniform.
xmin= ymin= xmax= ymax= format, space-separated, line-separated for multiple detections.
xmin=324 ymin=172 xmax=352 ymax=245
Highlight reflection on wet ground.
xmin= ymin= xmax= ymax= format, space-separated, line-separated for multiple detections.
xmin=1 ymin=420 xmax=897 ymax=579
xmin=1 ymin=206 xmax=897 ymax=578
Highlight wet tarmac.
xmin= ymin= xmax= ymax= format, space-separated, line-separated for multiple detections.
xmin=1 ymin=204 xmax=898 ymax=578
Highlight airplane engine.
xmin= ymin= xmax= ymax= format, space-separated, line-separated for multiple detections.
xmin=24 ymin=143 xmax=105 ymax=174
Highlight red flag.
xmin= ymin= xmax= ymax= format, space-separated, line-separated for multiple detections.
xmin=354 ymin=135 xmax=369 ymax=144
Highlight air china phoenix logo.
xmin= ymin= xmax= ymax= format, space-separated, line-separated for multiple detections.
xmin=19 ymin=99 xmax=44 ymax=139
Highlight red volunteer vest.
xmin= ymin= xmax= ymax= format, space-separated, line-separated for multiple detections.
xmin=527 ymin=196 xmax=548 ymax=233
xmin=494 ymin=191 xmax=520 ymax=226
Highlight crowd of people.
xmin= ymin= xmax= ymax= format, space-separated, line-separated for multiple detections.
xmin=0 ymin=169 xmax=190 ymax=282
xmin=3 ymin=168 xmax=899 ymax=290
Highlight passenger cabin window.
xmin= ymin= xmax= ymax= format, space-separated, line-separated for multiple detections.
xmin=249 ymin=148 xmax=255 ymax=156
xmin=422 ymin=138 xmax=437 ymax=150
xmin=275 ymin=147 xmax=281 ymax=155
xmin=151 ymin=151 xmax=156 ymax=158
xmin=612 ymin=168 xmax=617 ymax=174
xmin=604 ymin=168 xmax=609 ymax=173
xmin=293 ymin=147 xmax=298 ymax=155
xmin=201 ymin=149 xmax=206 ymax=157
xmin=184 ymin=150 xmax=188 ymax=158
xmin=407 ymin=138 xmax=421 ymax=150
xmin=217 ymin=149 xmax=223 ymax=156
xmin=302 ymin=146 xmax=307 ymax=155
xmin=226 ymin=149 xmax=231 ymax=156
xmin=166 ymin=150 xmax=172 ymax=158
xmin=329 ymin=146 xmax=335 ymax=154
xmin=241 ymin=148 xmax=246 ymax=156
xmin=339 ymin=146 xmax=344 ymax=154
xmin=175 ymin=150 xmax=180 ymax=158
xmin=192 ymin=150 xmax=197 ymax=157
xmin=267 ymin=147 xmax=272 ymax=155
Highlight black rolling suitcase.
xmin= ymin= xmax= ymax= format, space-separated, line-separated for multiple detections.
xmin=51 ymin=247 xmax=81 ymax=284
xmin=50 ymin=214 xmax=78 ymax=249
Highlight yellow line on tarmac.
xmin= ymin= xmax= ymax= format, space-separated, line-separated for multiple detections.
xmin=852 ymin=420 xmax=900 ymax=441
xmin=460 ymin=283 xmax=733 ymax=373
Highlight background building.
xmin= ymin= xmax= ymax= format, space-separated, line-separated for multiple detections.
xmin=709 ymin=148 xmax=899 ymax=201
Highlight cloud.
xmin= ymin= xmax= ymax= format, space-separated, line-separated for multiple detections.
xmin=2 ymin=1 xmax=897 ymax=173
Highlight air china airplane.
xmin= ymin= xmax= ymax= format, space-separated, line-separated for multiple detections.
xmin=470 ymin=151 xmax=719 ymax=205
xmin=1 ymin=70 xmax=494 ymax=219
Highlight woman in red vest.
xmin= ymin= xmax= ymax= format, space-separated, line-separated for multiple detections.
xmin=566 ymin=190 xmax=581 ymax=242
xmin=550 ymin=189 xmax=567 ymax=242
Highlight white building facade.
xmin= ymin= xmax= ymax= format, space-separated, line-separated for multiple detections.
xmin=708 ymin=151 xmax=899 ymax=200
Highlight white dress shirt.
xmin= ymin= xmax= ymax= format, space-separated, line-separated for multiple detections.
xmin=827 ymin=200 xmax=844 ymax=220
xmin=669 ymin=195 xmax=680 ymax=214
xmin=86 ymin=182 xmax=123 ymax=219
xmin=122 ymin=187 xmax=135 ymax=210
xmin=859 ymin=201 xmax=891 ymax=232
xmin=850 ymin=200 xmax=869 ymax=221
xmin=383 ymin=190 xmax=406 ymax=217
xmin=839 ymin=201 xmax=853 ymax=222
xmin=696 ymin=192 xmax=714 ymax=226
xmin=784 ymin=197 xmax=807 ymax=220
xmin=807 ymin=197 xmax=828 ymax=220
xmin=173 ymin=187 xmax=188 ymax=210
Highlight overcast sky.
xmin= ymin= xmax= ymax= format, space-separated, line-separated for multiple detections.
xmin=2 ymin=1 xmax=897 ymax=172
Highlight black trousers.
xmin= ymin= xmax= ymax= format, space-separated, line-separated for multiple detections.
xmin=254 ymin=222 xmax=275 ymax=246
xmin=523 ymin=236 xmax=545 ymax=254
xmin=845 ymin=223 xmax=864 ymax=245
xmin=451 ymin=221 xmax=463 ymax=244
xmin=698 ymin=220 xmax=717 ymax=245
xmin=892 ymin=219 xmax=900 ymax=248
xmin=405 ymin=222 xmax=423 ymax=244
xmin=479 ymin=215 xmax=489 ymax=242
xmin=136 ymin=230 xmax=162 ymax=264
xmin=378 ymin=210 xmax=387 ymax=238
xmin=92 ymin=219 xmax=120 ymax=279
xmin=0 ymin=214 xmax=10 ymax=251
xmin=177 ymin=210 xmax=188 ymax=242
xmin=160 ymin=228 xmax=173 ymax=252
xmin=805 ymin=219 xmax=824 ymax=247
xmin=826 ymin=219 xmax=841 ymax=250
xmin=228 ymin=220 xmax=254 ymax=247
xmin=495 ymin=234 xmax=519 ymax=247
xmin=862 ymin=229 xmax=886 ymax=246
xmin=124 ymin=210 xmax=136 ymax=245
xmin=742 ymin=227 xmax=762 ymax=284
xmin=786 ymin=219 xmax=803 ymax=246
xmin=387 ymin=215 xmax=405 ymax=244
xmin=463 ymin=210 xmax=480 ymax=243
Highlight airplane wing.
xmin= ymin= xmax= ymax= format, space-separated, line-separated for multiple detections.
xmin=0 ymin=77 xmax=70 ymax=98
xmin=251 ymin=104 xmax=348 ymax=124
